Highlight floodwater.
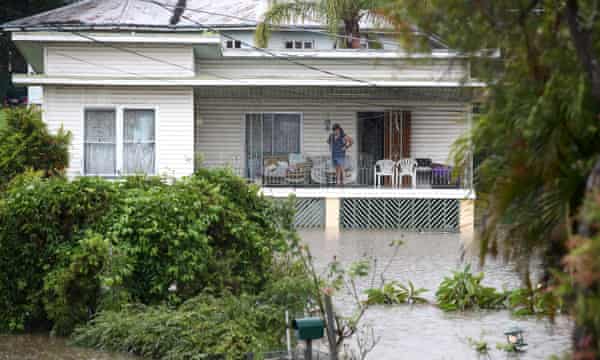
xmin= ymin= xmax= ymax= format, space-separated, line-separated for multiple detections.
xmin=300 ymin=230 xmax=573 ymax=360
xmin=0 ymin=230 xmax=572 ymax=359
xmin=0 ymin=334 xmax=135 ymax=360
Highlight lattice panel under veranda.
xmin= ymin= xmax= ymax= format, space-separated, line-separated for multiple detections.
xmin=294 ymin=198 xmax=325 ymax=229
xmin=341 ymin=199 xmax=459 ymax=232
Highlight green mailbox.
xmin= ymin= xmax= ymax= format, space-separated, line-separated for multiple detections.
xmin=291 ymin=317 xmax=325 ymax=340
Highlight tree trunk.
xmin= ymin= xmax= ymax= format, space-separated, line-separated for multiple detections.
xmin=344 ymin=19 xmax=361 ymax=49
xmin=565 ymin=0 xmax=600 ymax=102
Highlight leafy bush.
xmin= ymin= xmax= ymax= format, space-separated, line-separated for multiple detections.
xmin=435 ymin=265 xmax=506 ymax=311
xmin=364 ymin=281 xmax=427 ymax=305
xmin=0 ymin=174 xmax=118 ymax=332
xmin=506 ymin=286 xmax=562 ymax=317
xmin=72 ymin=293 xmax=289 ymax=360
xmin=0 ymin=170 xmax=306 ymax=337
xmin=0 ymin=107 xmax=70 ymax=187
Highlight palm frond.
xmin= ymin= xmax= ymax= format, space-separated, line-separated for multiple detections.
xmin=255 ymin=1 xmax=323 ymax=47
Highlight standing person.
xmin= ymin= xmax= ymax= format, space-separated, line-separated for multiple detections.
xmin=327 ymin=124 xmax=353 ymax=185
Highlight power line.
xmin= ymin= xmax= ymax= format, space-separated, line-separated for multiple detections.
xmin=143 ymin=0 xmax=374 ymax=86
xmin=143 ymin=2 xmax=433 ymax=49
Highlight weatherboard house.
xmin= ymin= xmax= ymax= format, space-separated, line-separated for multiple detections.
xmin=3 ymin=0 xmax=480 ymax=232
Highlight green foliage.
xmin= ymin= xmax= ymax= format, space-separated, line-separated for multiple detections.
xmin=466 ymin=336 xmax=490 ymax=355
xmin=72 ymin=293 xmax=291 ymax=360
xmin=0 ymin=108 xmax=6 ymax=129
xmin=435 ymin=265 xmax=505 ymax=312
xmin=364 ymin=281 xmax=427 ymax=305
xmin=0 ymin=107 xmax=70 ymax=188
xmin=256 ymin=0 xmax=388 ymax=48
xmin=557 ymin=191 xmax=600 ymax=357
xmin=506 ymin=286 xmax=562 ymax=317
xmin=0 ymin=169 xmax=306 ymax=338
xmin=0 ymin=173 xmax=118 ymax=332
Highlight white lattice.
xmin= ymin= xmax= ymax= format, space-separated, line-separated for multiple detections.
xmin=341 ymin=199 xmax=459 ymax=232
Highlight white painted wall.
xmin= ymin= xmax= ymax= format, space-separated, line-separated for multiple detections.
xmin=194 ymin=95 xmax=468 ymax=169
xmin=43 ymin=86 xmax=195 ymax=178
xmin=45 ymin=43 xmax=194 ymax=77
xmin=195 ymin=58 xmax=466 ymax=81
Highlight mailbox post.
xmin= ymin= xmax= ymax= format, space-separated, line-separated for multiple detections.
xmin=292 ymin=317 xmax=325 ymax=360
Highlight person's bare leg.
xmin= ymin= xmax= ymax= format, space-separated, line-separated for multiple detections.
xmin=336 ymin=166 xmax=343 ymax=185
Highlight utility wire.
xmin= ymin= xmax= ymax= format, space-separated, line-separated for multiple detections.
xmin=143 ymin=0 xmax=374 ymax=86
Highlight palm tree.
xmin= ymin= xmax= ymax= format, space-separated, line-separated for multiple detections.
xmin=255 ymin=0 xmax=386 ymax=49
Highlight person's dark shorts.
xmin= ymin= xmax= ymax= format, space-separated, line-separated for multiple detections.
xmin=332 ymin=156 xmax=345 ymax=167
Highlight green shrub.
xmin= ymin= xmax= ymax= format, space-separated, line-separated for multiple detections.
xmin=0 ymin=170 xmax=305 ymax=336
xmin=506 ymin=286 xmax=562 ymax=317
xmin=72 ymin=293 xmax=289 ymax=360
xmin=435 ymin=265 xmax=506 ymax=311
xmin=0 ymin=174 xmax=118 ymax=332
xmin=0 ymin=107 xmax=70 ymax=187
xmin=365 ymin=281 xmax=427 ymax=305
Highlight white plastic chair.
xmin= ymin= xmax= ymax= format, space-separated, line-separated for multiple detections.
xmin=374 ymin=160 xmax=396 ymax=187
xmin=396 ymin=158 xmax=417 ymax=188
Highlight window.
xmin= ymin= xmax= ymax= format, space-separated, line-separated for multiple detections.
xmin=284 ymin=40 xmax=315 ymax=50
xmin=83 ymin=108 xmax=156 ymax=176
xmin=225 ymin=40 xmax=242 ymax=49
xmin=123 ymin=109 xmax=156 ymax=175
xmin=84 ymin=109 xmax=116 ymax=176
xmin=245 ymin=113 xmax=302 ymax=178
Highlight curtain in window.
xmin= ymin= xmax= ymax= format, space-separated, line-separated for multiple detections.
xmin=273 ymin=114 xmax=301 ymax=154
xmin=245 ymin=113 xmax=263 ymax=179
xmin=245 ymin=113 xmax=301 ymax=179
xmin=123 ymin=109 xmax=155 ymax=174
xmin=84 ymin=110 xmax=116 ymax=175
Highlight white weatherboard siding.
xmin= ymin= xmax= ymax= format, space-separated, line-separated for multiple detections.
xmin=194 ymin=96 xmax=467 ymax=168
xmin=46 ymin=44 xmax=194 ymax=77
xmin=43 ymin=86 xmax=194 ymax=178
xmin=195 ymin=58 xmax=466 ymax=81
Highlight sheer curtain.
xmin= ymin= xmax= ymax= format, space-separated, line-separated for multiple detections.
xmin=84 ymin=110 xmax=116 ymax=175
xmin=123 ymin=109 xmax=155 ymax=175
xmin=245 ymin=113 xmax=301 ymax=179
xmin=273 ymin=114 xmax=300 ymax=154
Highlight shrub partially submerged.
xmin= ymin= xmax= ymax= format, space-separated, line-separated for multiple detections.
xmin=435 ymin=265 xmax=506 ymax=311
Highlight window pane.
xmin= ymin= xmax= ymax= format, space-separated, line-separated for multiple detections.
xmin=262 ymin=114 xmax=274 ymax=155
xmin=273 ymin=114 xmax=300 ymax=154
xmin=304 ymin=41 xmax=313 ymax=49
xmin=123 ymin=109 xmax=155 ymax=174
xmin=245 ymin=114 xmax=263 ymax=179
xmin=84 ymin=110 xmax=116 ymax=175
xmin=285 ymin=41 xmax=294 ymax=49
xmin=294 ymin=41 xmax=302 ymax=49
xmin=123 ymin=144 xmax=155 ymax=174
xmin=124 ymin=110 xmax=155 ymax=142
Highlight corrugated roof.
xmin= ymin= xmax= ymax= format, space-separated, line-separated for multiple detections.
xmin=2 ymin=0 xmax=354 ymax=30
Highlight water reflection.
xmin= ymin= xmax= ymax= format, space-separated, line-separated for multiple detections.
xmin=300 ymin=230 xmax=572 ymax=360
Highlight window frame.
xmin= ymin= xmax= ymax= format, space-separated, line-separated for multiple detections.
xmin=283 ymin=39 xmax=315 ymax=50
xmin=82 ymin=107 xmax=117 ymax=177
xmin=225 ymin=40 xmax=242 ymax=49
xmin=243 ymin=112 xmax=304 ymax=169
xmin=81 ymin=105 xmax=159 ymax=177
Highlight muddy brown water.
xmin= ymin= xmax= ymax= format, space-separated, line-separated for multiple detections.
xmin=0 ymin=230 xmax=572 ymax=359
xmin=301 ymin=230 xmax=572 ymax=360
